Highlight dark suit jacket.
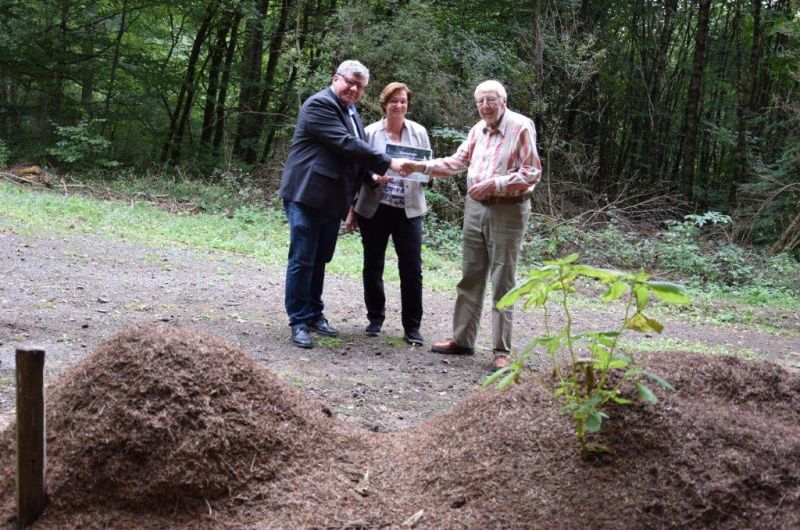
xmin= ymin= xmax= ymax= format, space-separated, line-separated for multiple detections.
xmin=279 ymin=87 xmax=392 ymax=220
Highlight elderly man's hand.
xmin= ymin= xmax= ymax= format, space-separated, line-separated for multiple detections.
xmin=468 ymin=179 xmax=496 ymax=201
xmin=372 ymin=173 xmax=391 ymax=184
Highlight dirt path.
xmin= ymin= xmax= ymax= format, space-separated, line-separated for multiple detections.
xmin=2 ymin=226 xmax=799 ymax=432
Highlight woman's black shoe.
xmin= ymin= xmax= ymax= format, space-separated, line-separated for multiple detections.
xmin=365 ymin=321 xmax=382 ymax=336
xmin=403 ymin=329 xmax=424 ymax=346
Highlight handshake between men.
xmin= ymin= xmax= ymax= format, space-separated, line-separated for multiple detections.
xmin=388 ymin=158 xmax=425 ymax=177
xmin=369 ymin=158 xmax=426 ymax=186
xmin=382 ymin=158 xmax=496 ymax=202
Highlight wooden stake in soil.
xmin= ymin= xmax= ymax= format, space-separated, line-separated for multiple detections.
xmin=16 ymin=347 xmax=46 ymax=529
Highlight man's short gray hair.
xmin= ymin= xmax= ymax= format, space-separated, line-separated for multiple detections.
xmin=336 ymin=60 xmax=370 ymax=79
xmin=474 ymin=80 xmax=507 ymax=101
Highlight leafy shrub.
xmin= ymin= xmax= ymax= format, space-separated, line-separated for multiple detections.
xmin=522 ymin=218 xmax=581 ymax=263
xmin=579 ymin=221 xmax=643 ymax=270
xmin=763 ymin=253 xmax=800 ymax=292
xmin=710 ymin=243 xmax=755 ymax=285
xmin=423 ymin=209 xmax=463 ymax=259
xmin=47 ymin=119 xmax=119 ymax=170
xmin=645 ymin=213 xmax=725 ymax=281
xmin=486 ymin=254 xmax=689 ymax=456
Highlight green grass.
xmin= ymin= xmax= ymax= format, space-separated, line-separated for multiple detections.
xmin=619 ymin=337 xmax=762 ymax=360
xmin=0 ymin=182 xmax=461 ymax=289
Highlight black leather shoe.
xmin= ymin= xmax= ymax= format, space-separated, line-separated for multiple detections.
xmin=291 ymin=325 xmax=313 ymax=349
xmin=309 ymin=316 xmax=339 ymax=337
xmin=403 ymin=329 xmax=424 ymax=346
xmin=365 ymin=321 xmax=382 ymax=337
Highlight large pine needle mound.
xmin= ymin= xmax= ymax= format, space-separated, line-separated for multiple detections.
xmin=1 ymin=324 xmax=799 ymax=528
xmin=0 ymin=323 xmax=339 ymax=519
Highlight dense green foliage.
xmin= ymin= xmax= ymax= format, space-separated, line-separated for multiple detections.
xmin=1 ymin=0 xmax=799 ymax=251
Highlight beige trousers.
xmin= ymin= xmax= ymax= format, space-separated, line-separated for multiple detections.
xmin=452 ymin=196 xmax=530 ymax=352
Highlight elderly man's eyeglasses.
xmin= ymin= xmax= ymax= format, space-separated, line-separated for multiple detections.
xmin=475 ymin=97 xmax=499 ymax=106
xmin=338 ymin=75 xmax=367 ymax=92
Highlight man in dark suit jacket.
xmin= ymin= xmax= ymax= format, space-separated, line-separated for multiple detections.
xmin=279 ymin=60 xmax=405 ymax=349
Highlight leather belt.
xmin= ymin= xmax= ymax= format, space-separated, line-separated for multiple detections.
xmin=478 ymin=195 xmax=529 ymax=206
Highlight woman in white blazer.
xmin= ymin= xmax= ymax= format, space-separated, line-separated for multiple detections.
xmin=345 ymin=82 xmax=431 ymax=346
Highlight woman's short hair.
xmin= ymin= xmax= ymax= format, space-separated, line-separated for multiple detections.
xmin=379 ymin=82 xmax=412 ymax=112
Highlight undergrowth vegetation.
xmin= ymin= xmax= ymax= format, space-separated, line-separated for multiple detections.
xmin=525 ymin=212 xmax=800 ymax=309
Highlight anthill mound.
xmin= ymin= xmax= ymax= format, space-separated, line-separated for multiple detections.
xmin=2 ymin=330 xmax=799 ymax=529
xmin=376 ymin=352 xmax=800 ymax=529
xmin=0 ymin=323 xmax=341 ymax=521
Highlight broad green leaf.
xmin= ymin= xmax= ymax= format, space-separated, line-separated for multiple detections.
xmin=585 ymin=409 xmax=607 ymax=432
xmin=543 ymin=253 xmax=580 ymax=266
xmin=573 ymin=264 xmax=621 ymax=282
xmin=612 ymin=352 xmax=631 ymax=364
xmin=497 ymin=280 xmax=534 ymax=308
xmin=601 ymin=280 xmax=628 ymax=302
xmin=588 ymin=343 xmax=610 ymax=363
xmin=641 ymin=370 xmax=675 ymax=391
xmin=635 ymin=382 xmax=658 ymax=404
xmin=646 ymin=281 xmax=690 ymax=305
xmin=634 ymin=284 xmax=650 ymax=311
xmin=611 ymin=396 xmax=633 ymax=405
xmin=596 ymin=331 xmax=620 ymax=347
xmin=586 ymin=395 xmax=604 ymax=407
xmin=497 ymin=369 xmax=519 ymax=390
xmin=625 ymin=312 xmax=664 ymax=333
xmin=548 ymin=278 xmax=577 ymax=292
xmin=482 ymin=367 xmax=510 ymax=387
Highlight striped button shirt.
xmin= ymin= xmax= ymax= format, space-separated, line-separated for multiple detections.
xmin=427 ymin=108 xmax=542 ymax=196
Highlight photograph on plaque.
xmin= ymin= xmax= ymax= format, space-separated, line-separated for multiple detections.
xmin=385 ymin=143 xmax=432 ymax=183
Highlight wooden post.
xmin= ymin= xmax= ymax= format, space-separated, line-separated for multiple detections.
xmin=16 ymin=347 xmax=46 ymax=529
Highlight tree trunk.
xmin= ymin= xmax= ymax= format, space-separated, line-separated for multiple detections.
xmin=679 ymin=0 xmax=711 ymax=204
xmin=245 ymin=0 xmax=293 ymax=164
xmin=729 ymin=0 xmax=762 ymax=209
xmin=260 ymin=0 xmax=311 ymax=162
xmin=532 ymin=0 xmax=544 ymax=93
xmin=213 ymin=13 xmax=242 ymax=153
xmin=104 ymin=0 xmax=129 ymax=115
xmin=161 ymin=0 xmax=220 ymax=164
xmin=233 ymin=0 xmax=270 ymax=159
xmin=201 ymin=18 xmax=231 ymax=146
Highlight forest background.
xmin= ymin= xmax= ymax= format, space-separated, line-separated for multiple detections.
xmin=1 ymin=0 xmax=799 ymax=303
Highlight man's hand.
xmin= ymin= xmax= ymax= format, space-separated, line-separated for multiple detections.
xmin=399 ymin=159 xmax=424 ymax=176
xmin=344 ymin=206 xmax=358 ymax=233
xmin=468 ymin=178 xmax=496 ymax=201
xmin=389 ymin=158 xmax=406 ymax=174
xmin=372 ymin=173 xmax=391 ymax=184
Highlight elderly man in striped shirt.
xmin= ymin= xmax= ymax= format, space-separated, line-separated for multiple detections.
xmin=401 ymin=79 xmax=542 ymax=372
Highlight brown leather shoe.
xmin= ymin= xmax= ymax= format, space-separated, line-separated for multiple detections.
xmin=431 ymin=338 xmax=474 ymax=356
xmin=492 ymin=354 xmax=511 ymax=372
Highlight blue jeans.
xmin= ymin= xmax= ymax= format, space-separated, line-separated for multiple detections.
xmin=284 ymin=201 xmax=341 ymax=327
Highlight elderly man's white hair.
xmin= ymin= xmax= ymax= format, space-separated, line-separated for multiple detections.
xmin=336 ymin=60 xmax=370 ymax=79
xmin=474 ymin=80 xmax=507 ymax=101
